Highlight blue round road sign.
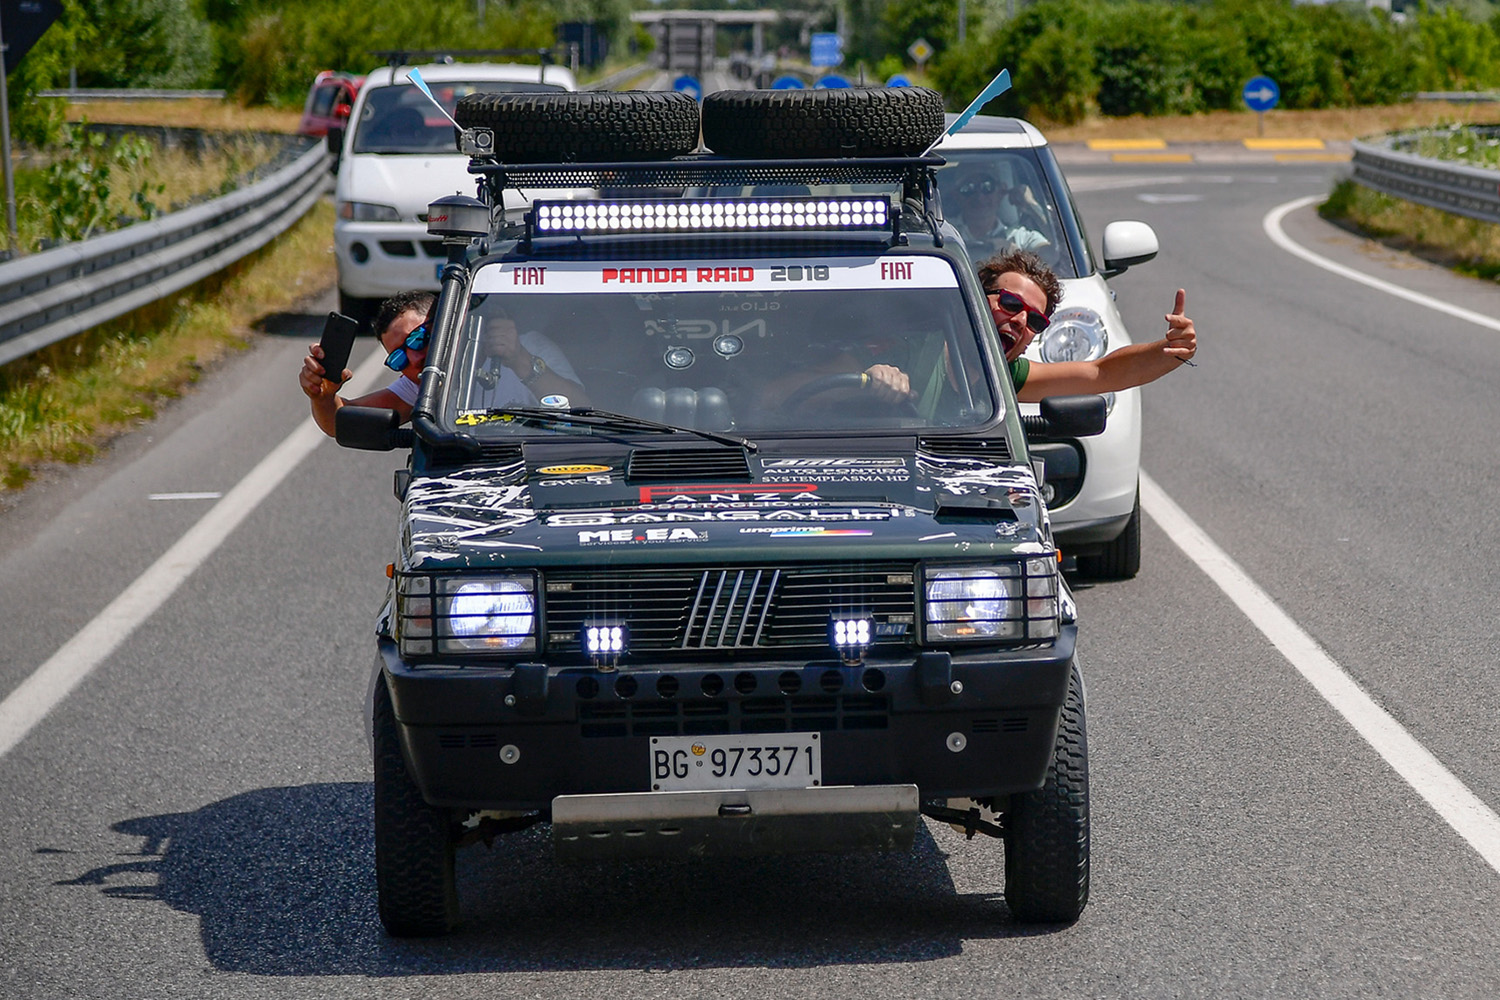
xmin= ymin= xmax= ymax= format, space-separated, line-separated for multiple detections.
xmin=673 ymin=75 xmax=702 ymax=101
xmin=1242 ymin=75 xmax=1279 ymax=112
xmin=814 ymin=74 xmax=851 ymax=89
xmin=770 ymin=75 xmax=806 ymax=90
xmin=885 ymin=74 xmax=912 ymax=88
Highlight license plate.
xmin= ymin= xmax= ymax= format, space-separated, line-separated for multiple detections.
xmin=649 ymin=733 xmax=822 ymax=792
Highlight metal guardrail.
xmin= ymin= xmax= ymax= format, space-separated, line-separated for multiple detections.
xmin=580 ymin=61 xmax=653 ymax=92
xmin=1350 ymin=132 xmax=1500 ymax=226
xmin=0 ymin=140 xmax=330 ymax=368
xmin=38 ymin=88 xmax=229 ymax=101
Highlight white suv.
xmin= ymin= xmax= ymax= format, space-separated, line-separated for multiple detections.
xmin=934 ymin=114 xmax=1159 ymax=578
xmin=331 ymin=60 xmax=577 ymax=324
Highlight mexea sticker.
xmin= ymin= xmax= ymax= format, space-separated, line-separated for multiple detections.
xmin=538 ymin=464 xmax=612 ymax=475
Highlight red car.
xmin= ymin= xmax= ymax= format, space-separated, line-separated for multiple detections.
xmin=297 ymin=71 xmax=362 ymax=138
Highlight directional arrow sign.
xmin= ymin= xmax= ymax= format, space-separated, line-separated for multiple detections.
xmin=1242 ymin=75 xmax=1280 ymax=113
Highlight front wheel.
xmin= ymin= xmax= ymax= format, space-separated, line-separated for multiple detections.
xmin=1003 ymin=661 xmax=1090 ymax=922
xmin=1078 ymin=487 xmax=1141 ymax=581
xmin=374 ymin=679 xmax=459 ymax=936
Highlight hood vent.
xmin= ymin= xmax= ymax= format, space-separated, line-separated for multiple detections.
xmin=627 ymin=448 xmax=751 ymax=481
xmin=918 ymin=437 xmax=1011 ymax=462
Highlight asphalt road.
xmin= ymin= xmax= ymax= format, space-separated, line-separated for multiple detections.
xmin=1 ymin=155 xmax=1498 ymax=997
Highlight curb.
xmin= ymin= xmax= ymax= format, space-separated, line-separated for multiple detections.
xmin=1051 ymin=138 xmax=1353 ymax=165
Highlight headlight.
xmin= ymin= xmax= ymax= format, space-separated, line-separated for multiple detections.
xmin=338 ymin=201 xmax=402 ymax=222
xmin=396 ymin=574 xmax=537 ymax=656
xmin=1038 ymin=306 xmax=1108 ymax=363
xmin=924 ymin=559 xmax=1059 ymax=643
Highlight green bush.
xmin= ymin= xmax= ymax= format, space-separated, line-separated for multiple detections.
xmin=1092 ymin=3 xmax=1198 ymax=116
xmin=1015 ymin=26 xmax=1096 ymax=125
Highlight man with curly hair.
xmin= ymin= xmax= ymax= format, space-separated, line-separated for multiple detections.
xmin=979 ymin=250 xmax=1196 ymax=401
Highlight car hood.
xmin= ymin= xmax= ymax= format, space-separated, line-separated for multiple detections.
xmin=337 ymin=153 xmax=488 ymax=218
xmin=401 ymin=446 xmax=1053 ymax=569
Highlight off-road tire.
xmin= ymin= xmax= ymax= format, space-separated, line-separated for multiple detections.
xmin=1078 ymin=487 xmax=1141 ymax=581
xmin=453 ymin=90 xmax=701 ymax=162
xmin=700 ymin=87 xmax=946 ymax=158
xmin=374 ymin=680 xmax=459 ymax=936
xmin=1003 ymin=661 xmax=1090 ymax=922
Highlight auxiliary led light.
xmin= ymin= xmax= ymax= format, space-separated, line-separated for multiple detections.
xmin=581 ymin=622 xmax=629 ymax=667
xmin=828 ymin=614 xmax=875 ymax=663
xmin=531 ymin=197 xmax=891 ymax=237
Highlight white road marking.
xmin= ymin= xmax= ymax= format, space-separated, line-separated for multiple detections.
xmin=148 ymin=492 xmax=223 ymax=501
xmin=1140 ymin=471 xmax=1500 ymax=874
xmin=0 ymin=346 xmax=392 ymax=760
xmin=1265 ymin=195 xmax=1500 ymax=333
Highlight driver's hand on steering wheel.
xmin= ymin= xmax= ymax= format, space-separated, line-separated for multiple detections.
xmin=864 ymin=364 xmax=915 ymax=404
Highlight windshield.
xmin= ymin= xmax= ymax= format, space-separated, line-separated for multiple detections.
xmin=934 ymin=149 xmax=1085 ymax=279
xmin=438 ymin=256 xmax=998 ymax=437
xmin=353 ymin=79 xmax=566 ymax=153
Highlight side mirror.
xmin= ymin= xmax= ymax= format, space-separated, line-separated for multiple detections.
xmin=336 ymin=406 xmax=413 ymax=451
xmin=1100 ymin=220 xmax=1159 ymax=278
xmin=1022 ymin=394 xmax=1107 ymax=438
xmin=325 ymin=125 xmax=344 ymax=172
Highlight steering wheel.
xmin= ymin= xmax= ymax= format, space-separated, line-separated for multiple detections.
xmin=781 ymin=372 xmax=920 ymax=417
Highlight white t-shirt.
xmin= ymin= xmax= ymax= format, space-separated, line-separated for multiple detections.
xmin=471 ymin=331 xmax=581 ymax=408
xmin=384 ymin=332 xmax=581 ymax=408
xmin=386 ymin=373 xmax=420 ymax=406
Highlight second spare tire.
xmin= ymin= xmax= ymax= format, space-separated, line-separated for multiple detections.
xmin=701 ymin=87 xmax=946 ymax=158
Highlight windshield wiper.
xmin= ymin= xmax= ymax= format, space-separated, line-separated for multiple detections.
xmin=474 ymin=406 xmax=758 ymax=452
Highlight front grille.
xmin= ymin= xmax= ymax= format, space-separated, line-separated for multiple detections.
xmin=545 ymin=563 xmax=915 ymax=652
xmin=378 ymin=240 xmax=417 ymax=258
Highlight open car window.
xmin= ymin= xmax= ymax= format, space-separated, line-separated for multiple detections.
xmin=353 ymin=80 xmax=566 ymax=154
xmin=440 ymin=256 xmax=998 ymax=436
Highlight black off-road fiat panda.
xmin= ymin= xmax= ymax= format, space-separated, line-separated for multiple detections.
xmin=337 ymin=87 xmax=1103 ymax=936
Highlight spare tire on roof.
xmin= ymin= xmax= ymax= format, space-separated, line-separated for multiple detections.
xmin=453 ymin=90 xmax=701 ymax=162
xmin=701 ymin=87 xmax=946 ymax=158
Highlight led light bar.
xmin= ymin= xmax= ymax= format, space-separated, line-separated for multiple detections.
xmin=531 ymin=197 xmax=891 ymax=237
xmin=828 ymin=613 xmax=875 ymax=663
xmin=581 ymin=622 xmax=629 ymax=668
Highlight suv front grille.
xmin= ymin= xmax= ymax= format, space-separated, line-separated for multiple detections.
xmin=545 ymin=563 xmax=915 ymax=651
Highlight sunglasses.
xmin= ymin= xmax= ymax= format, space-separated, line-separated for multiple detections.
xmin=384 ymin=322 xmax=429 ymax=371
xmin=957 ymin=177 xmax=997 ymax=197
xmin=986 ymin=288 xmax=1051 ymax=334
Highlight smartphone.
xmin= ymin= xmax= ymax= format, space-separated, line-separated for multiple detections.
xmin=318 ymin=311 xmax=361 ymax=383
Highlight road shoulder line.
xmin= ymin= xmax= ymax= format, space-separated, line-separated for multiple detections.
xmin=1140 ymin=470 xmax=1500 ymax=874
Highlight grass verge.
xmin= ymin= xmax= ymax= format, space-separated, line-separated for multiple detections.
xmin=0 ymin=198 xmax=336 ymax=496
xmin=1320 ymin=180 xmax=1500 ymax=282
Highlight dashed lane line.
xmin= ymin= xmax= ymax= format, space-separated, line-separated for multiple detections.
xmin=0 ymin=346 xmax=392 ymax=760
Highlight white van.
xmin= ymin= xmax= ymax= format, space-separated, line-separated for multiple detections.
xmin=331 ymin=61 xmax=577 ymax=323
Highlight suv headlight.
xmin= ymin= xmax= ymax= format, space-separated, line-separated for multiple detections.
xmin=396 ymin=574 xmax=537 ymax=656
xmin=1038 ymin=306 xmax=1108 ymax=363
xmin=338 ymin=201 xmax=402 ymax=222
xmin=924 ymin=559 xmax=1059 ymax=643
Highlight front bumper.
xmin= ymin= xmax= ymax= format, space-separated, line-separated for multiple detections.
xmin=380 ymin=626 xmax=1078 ymax=811
xmin=553 ymin=784 xmax=920 ymax=860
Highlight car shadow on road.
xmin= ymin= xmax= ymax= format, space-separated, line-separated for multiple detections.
xmin=253 ymin=309 xmax=325 ymax=339
xmin=58 ymin=782 xmax=1069 ymax=977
